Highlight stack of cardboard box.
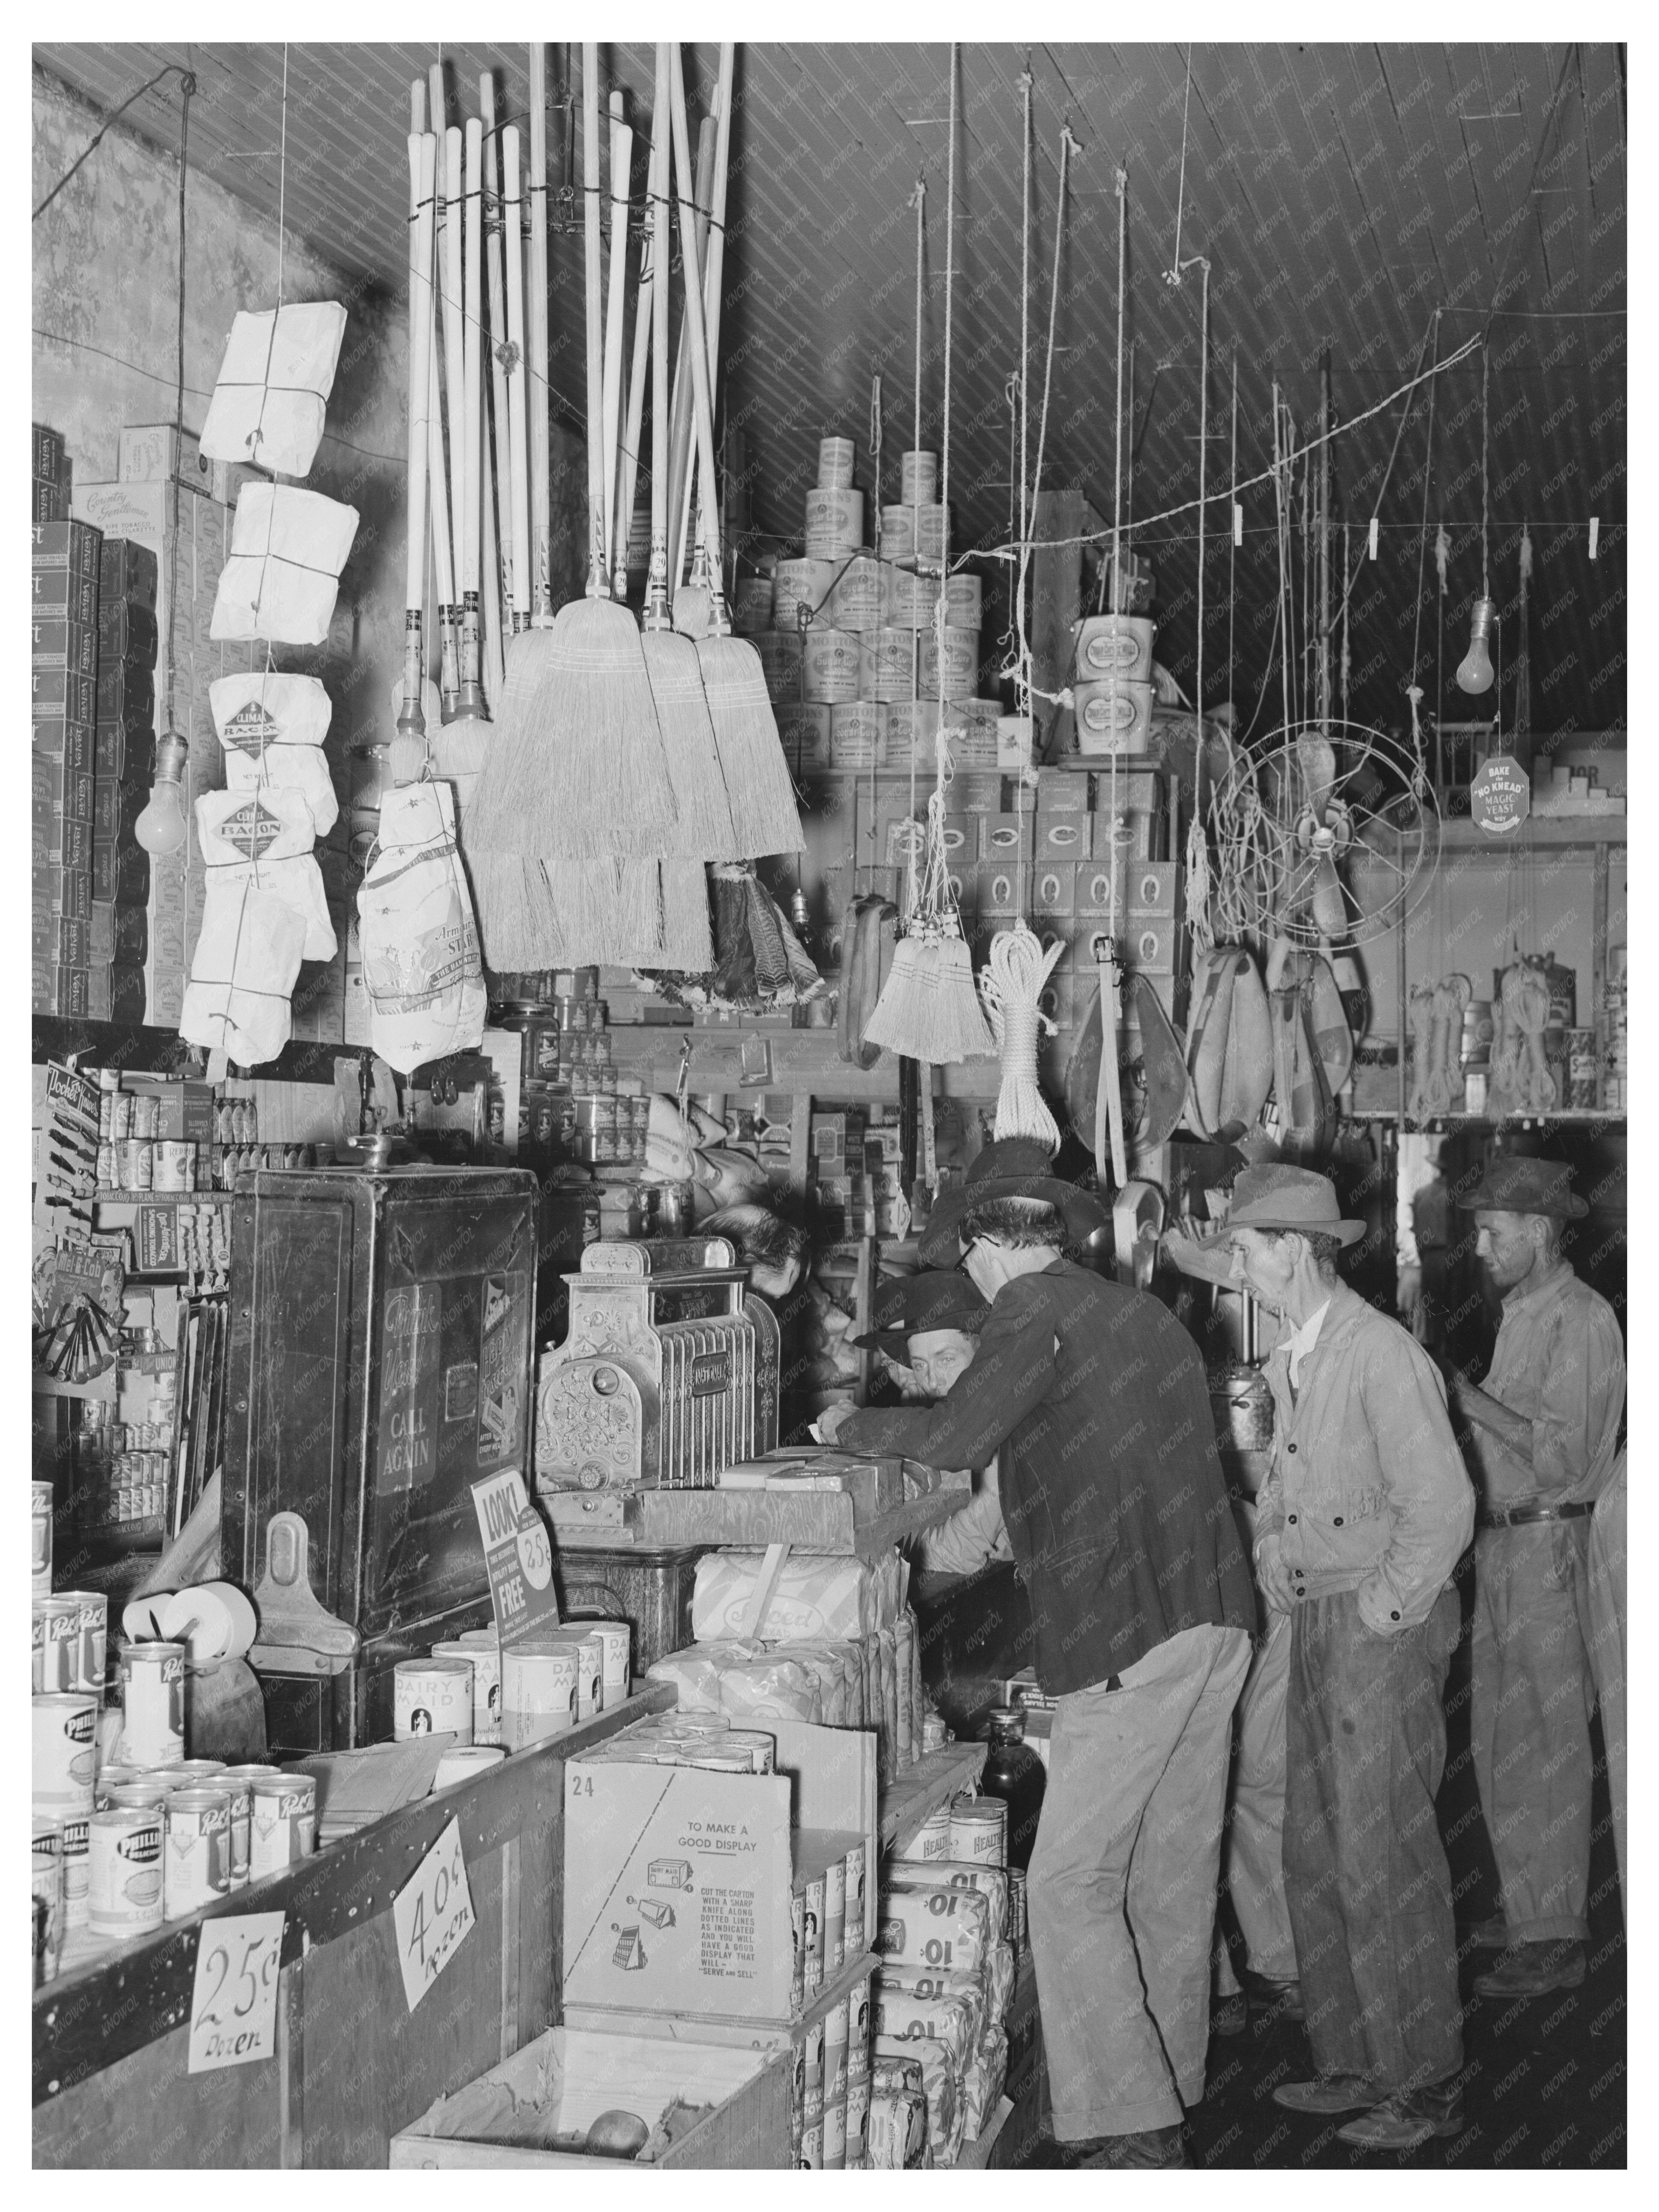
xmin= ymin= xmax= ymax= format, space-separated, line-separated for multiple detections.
xmin=90 ymin=538 xmax=161 ymax=1022
xmin=31 ymin=492 xmax=100 ymax=1018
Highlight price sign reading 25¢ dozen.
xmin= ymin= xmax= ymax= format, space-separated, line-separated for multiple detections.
xmin=393 ymin=1815 xmax=476 ymax=2012
xmin=188 ymin=1910 xmax=286 ymax=2073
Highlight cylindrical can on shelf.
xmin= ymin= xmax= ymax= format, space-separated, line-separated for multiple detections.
xmin=803 ymin=1869 xmax=826 ymax=1999
xmin=804 ymin=487 xmax=863 ymax=560
xmin=830 ymin=701 xmax=884 ymax=769
xmin=164 ymin=1787 xmax=234 ymax=1920
xmin=249 ymin=1776 xmax=316 ymax=1879
xmin=817 ymin=435 xmax=856 ymax=489
xmin=949 ymin=1791 xmax=1008 ymax=1866
xmin=117 ymin=1139 xmax=152 ymax=1191
xmin=60 ymin=1810 xmax=90 ymax=1934
xmin=831 ymin=554 xmax=885 ymax=633
xmin=39 ymin=1596 xmax=80 ymax=1694
xmin=153 ymin=1140 xmax=193 ymax=1191
xmin=88 ymin=1804 xmax=164 ymax=1939
xmin=895 ymin=1803 xmax=952 ymax=1863
xmin=943 ymin=573 xmax=983 ymax=630
xmin=731 ymin=572 xmax=776 ymax=635
xmin=754 ymin=629 xmax=804 ymax=704
xmin=802 ymin=627 xmax=861 ymax=703
xmin=859 ymin=627 xmax=917 ymax=702
xmin=879 ymin=506 xmax=915 ymax=564
xmin=582 ymin=1621 xmax=632 ymax=1706
xmin=844 ymin=1839 xmax=867 ymax=1958
xmin=434 ymin=1639 xmax=501 ymax=1746
xmin=33 ymin=1692 xmax=98 ymax=1815
xmin=825 ymin=1851 xmax=847 ymax=1974
xmin=219 ymin=1763 xmax=283 ymax=1887
xmin=885 ymin=700 xmax=942 ymax=763
xmin=117 ymin=1641 xmax=186 ymax=1768
xmin=918 ymin=625 xmax=979 ymax=701
xmin=502 ymin=1642 xmax=578 ymax=1751
xmin=394 ymin=1656 xmax=475 ymax=1743
xmin=772 ymin=556 xmax=838 ymax=632
xmin=31 ymin=1484 xmax=54 ymax=1598
xmin=900 ymin=451 xmax=938 ymax=505
xmin=59 ymin=1590 xmax=107 ymax=1695
xmin=844 ymin=2075 xmax=870 ymax=2169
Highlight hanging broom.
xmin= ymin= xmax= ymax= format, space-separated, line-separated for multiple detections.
xmin=462 ymin=42 xmax=680 ymax=876
xmin=667 ymin=42 xmax=803 ymax=862
xmin=672 ymin=50 xmax=732 ymax=643
xmin=433 ymin=117 xmax=491 ymax=802
xmin=392 ymin=127 xmax=436 ymax=790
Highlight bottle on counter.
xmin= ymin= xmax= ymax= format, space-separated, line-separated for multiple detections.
xmin=978 ymin=1704 xmax=1046 ymax=1870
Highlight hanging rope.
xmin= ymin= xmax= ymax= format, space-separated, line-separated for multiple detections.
xmin=1407 ymin=308 xmax=1441 ymax=793
xmin=1015 ymin=63 xmax=1033 ymax=719
xmin=1024 ymin=124 xmax=1080 ymax=585
xmin=979 ymin=925 xmax=1064 ymax=1148
xmin=1110 ymin=166 xmax=1128 ymax=615
xmin=1227 ymin=349 xmax=1238 ymax=704
xmin=1164 ymin=44 xmax=1194 ymax=281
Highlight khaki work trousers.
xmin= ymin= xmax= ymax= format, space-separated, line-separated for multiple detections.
xmin=1028 ymin=1622 xmax=1251 ymax=2140
xmin=1471 ymin=1522 xmax=1595 ymax=1944
xmin=1215 ymin=1609 xmax=1297 ymax=1991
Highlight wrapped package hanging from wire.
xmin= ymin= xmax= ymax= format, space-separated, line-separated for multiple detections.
xmin=198 ymin=302 xmax=348 ymax=478
xmin=209 ymin=671 xmax=338 ymax=831
xmin=210 ymin=485 xmax=358 ymax=646
xmin=356 ymin=781 xmax=487 ymax=1073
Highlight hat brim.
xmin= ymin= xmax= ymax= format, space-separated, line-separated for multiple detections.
xmin=1228 ymin=1210 xmax=1369 ymax=1247
xmin=851 ymin=1328 xmax=920 ymax=1361
xmin=918 ymin=1174 xmax=1112 ymax=1267
xmin=1455 ymin=1183 xmax=1589 ymax=1219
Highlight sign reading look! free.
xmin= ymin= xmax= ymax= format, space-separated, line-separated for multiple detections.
xmin=470 ymin=1466 xmax=561 ymax=1649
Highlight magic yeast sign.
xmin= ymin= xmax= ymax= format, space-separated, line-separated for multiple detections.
xmin=470 ymin=1467 xmax=561 ymax=1648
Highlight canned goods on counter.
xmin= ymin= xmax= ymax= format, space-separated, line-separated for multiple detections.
xmin=33 ymin=1692 xmax=99 ymax=1814
xmin=152 ymin=1139 xmax=194 ymax=1191
xmin=117 ymin=1138 xmax=153 ymax=1191
xmin=393 ymin=1657 xmax=475 ymax=1744
xmin=580 ymin=1621 xmax=632 ymax=1706
xmin=32 ymin=1817 xmax=62 ymax=1984
xmin=949 ymin=1791 xmax=1008 ymax=1866
xmin=59 ymin=1589 xmax=108 ymax=1694
xmin=92 ymin=1764 xmax=144 ymax=1810
xmin=249 ymin=1776 xmax=316 ymax=1880
xmin=502 ymin=1643 xmax=578 ymax=1751
xmin=88 ymin=1804 xmax=165 ymax=1939
xmin=117 ymin=1641 xmax=186 ymax=1769
xmin=720 ymin=1728 xmax=775 ymax=1775
xmin=802 ymin=1870 xmax=827 ymax=1999
xmin=895 ymin=1804 xmax=953 ymax=1863
xmin=218 ymin=1764 xmax=283 ymax=1887
xmin=823 ymin=1852 xmax=848 ymax=1976
xmin=164 ymin=1787 xmax=233 ymax=1919
xmin=434 ymin=1639 xmax=501 ymax=1746
xmin=60 ymin=1810 xmax=91 ymax=1934
xmin=31 ymin=1480 xmax=55 ymax=1599
xmin=39 ymin=1596 xmax=82 ymax=1694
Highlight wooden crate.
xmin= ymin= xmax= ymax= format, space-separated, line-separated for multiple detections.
xmin=389 ymin=2025 xmax=791 ymax=2169
xmin=33 ymin=1690 xmax=671 ymax=2169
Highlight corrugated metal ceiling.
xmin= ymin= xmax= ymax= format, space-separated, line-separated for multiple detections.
xmin=34 ymin=41 xmax=1626 ymax=735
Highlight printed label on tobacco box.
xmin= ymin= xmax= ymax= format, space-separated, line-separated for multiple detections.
xmin=470 ymin=1468 xmax=561 ymax=1649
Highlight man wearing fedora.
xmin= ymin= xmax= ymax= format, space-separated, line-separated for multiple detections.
xmin=821 ymin=1138 xmax=1256 ymax=2169
xmin=1226 ymin=1164 xmax=1474 ymax=2152
xmin=1443 ymin=1158 xmax=1625 ymax=1999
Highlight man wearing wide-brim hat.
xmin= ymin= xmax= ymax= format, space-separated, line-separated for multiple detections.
xmin=1226 ymin=1163 xmax=1474 ymax=2151
xmin=1443 ymin=1157 xmax=1625 ymax=1999
xmin=820 ymin=1138 xmax=1256 ymax=2169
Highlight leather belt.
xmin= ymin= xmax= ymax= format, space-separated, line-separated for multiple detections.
xmin=1478 ymin=1501 xmax=1594 ymax=1530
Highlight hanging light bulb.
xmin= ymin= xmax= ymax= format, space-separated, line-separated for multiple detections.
xmin=1456 ymin=596 xmax=1496 ymax=694
xmin=134 ymin=730 xmax=189 ymax=855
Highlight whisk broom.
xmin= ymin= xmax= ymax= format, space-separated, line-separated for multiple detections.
xmin=667 ymin=42 xmax=803 ymax=863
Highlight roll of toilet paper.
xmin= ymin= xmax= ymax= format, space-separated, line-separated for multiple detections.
xmin=158 ymin=1582 xmax=259 ymax=1664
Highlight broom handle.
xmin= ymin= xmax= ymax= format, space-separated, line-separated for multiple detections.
xmin=443 ymin=128 xmax=466 ymax=594
xmin=601 ymin=98 xmax=631 ymax=580
xmin=668 ymin=44 xmax=727 ymax=600
xmin=404 ymin=133 xmax=432 ymax=622
xmin=616 ymin=150 xmax=654 ymax=603
xmin=463 ymin=119 xmax=483 ymax=602
xmin=693 ymin=41 xmax=736 ymax=586
xmin=427 ymin=69 xmax=453 ymax=575
xmin=480 ymin=376 xmax=505 ymax=700
xmin=502 ymin=126 xmax=532 ymax=625
xmin=581 ymin=42 xmax=607 ymax=595
xmin=646 ymin=43 xmax=672 ymax=621
xmin=529 ymin=45 xmax=552 ymax=615
xmin=427 ymin=317 xmax=455 ymax=610
xmin=666 ymin=112 xmax=718 ymax=591
xmin=480 ymin=72 xmax=515 ymax=620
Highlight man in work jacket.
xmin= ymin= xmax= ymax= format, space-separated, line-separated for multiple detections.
xmin=1228 ymin=1164 xmax=1474 ymax=2153
xmin=821 ymin=1138 xmax=1256 ymax=2170
xmin=1444 ymin=1157 xmax=1625 ymax=1997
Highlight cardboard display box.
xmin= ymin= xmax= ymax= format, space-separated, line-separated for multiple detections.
xmin=564 ymin=1718 xmax=877 ymax=2027
xmin=390 ymin=2025 xmax=789 ymax=2170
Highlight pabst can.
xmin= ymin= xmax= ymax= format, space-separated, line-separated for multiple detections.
xmin=219 ymin=1764 xmax=282 ymax=1887
xmin=89 ymin=1805 xmax=164 ymax=1938
xmin=118 ymin=1640 xmax=185 ymax=1768
xmin=394 ymin=1657 xmax=474 ymax=1743
xmin=164 ymin=1787 xmax=233 ymax=1918
xmin=40 ymin=1597 xmax=82 ymax=1694
xmin=31 ymin=1482 xmax=53 ymax=1598
xmin=107 ymin=1779 xmax=170 ymax=1814
xmin=31 ymin=1604 xmax=45 ymax=1695
xmin=33 ymin=1692 xmax=98 ymax=1814
xmin=58 ymin=1591 xmax=108 ymax=1695
xmin=32 ymin=1815 xmax=62 ymax=1982
xmin=249 ymin=1776 xmax=316 ymax=1880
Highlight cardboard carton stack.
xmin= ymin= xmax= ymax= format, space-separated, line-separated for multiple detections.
xmin=90 ymin=538 xmax=161 ymax=1022
xmin=32 ymin=500 xmax=100 ymax=1017
xmin=74 ymin=459 xmax=231 ymax=1026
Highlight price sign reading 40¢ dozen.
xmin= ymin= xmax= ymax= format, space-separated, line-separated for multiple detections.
xmin=392 ymin=1815 xmax=475 ymax=2012
xmin=188 ymin=1910 xmax=285 ymax=2073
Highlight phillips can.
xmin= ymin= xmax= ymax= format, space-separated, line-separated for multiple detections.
xmin=33 ymin=1691 xmax=98 ymax=1815
xmin=164 ymin=1787 xmax=233 ymax=1919
xmin=88 ymin=1805 xmax=164 ymax=1939
xmin=218 ymin=1764 xmax=282 ymax=1887
xmin=32 ymin=1816 xmax=62 ymax=1984
xmin=117 ymin=1640 xmax=186 ymax=1768
xmin=249 ymin=1776 xmax=316 ymax=1880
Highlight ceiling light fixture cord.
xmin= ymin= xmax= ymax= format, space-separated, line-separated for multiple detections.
xmin=1015 ymin=61 xmax=1032 ymax=719
xmin=1407 ymin=308 xmax=1441 ymax=794
xmin=907 ymin=172 xmax=926 ymax=885
xmin=1480 ymin=341 xmax=1490 ymax=598
xmin=1110 ymin=165 xmax=1127 ymax=616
